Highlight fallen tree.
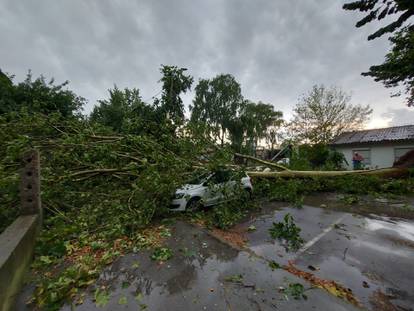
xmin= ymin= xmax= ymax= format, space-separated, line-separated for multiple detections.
xmin=233 ymin=152 xmax=411 ymax=179
xmin=247 ymin=167 xmax=409 ymax=179
xmin=1 ymin=112 xmax=412 ymax=310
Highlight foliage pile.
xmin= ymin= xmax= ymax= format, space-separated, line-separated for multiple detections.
xmin=255 ymin=174 xmax=414 ymax=206
xmin=0 ymin=112 xmax=201 ymax=231
xmin=207 ymin=188 xmax=255 ymax=230
xmin=0 ymin=111 xmax=224 ymax=309
xmin=187 ymin=174 xmax=256 ymax=230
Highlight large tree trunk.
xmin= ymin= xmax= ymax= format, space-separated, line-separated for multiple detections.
xmin=247 ymin=167 xmax=408 ymax=179
xmin=234 ymin=152 xmax=409 ymax=179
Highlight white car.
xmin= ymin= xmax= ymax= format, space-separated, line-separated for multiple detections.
xmin=170 ymin=170 xmax=253 ymax=211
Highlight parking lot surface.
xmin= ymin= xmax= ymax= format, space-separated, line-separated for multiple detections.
xmin=16 ymin=198 xmax=414 ymax=310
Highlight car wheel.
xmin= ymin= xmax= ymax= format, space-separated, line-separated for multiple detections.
xmin=186 ymin=198 xmax=202 ymax=212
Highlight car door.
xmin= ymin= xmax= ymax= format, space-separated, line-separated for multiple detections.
xmin=221 ymin=171 xmax=237 ymax=202
xmin=202 ymin=173 xmax=222 ymax=206
xmin=200 ymin=171 xmax=226 ymax=205
xmin=204 ymin=171 xmax=235 ymax=205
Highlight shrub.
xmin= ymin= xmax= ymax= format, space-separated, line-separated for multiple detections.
xmin=289 ymin=144 xmax=347 ymax=171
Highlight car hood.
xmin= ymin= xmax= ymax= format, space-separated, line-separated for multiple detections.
xmin=176 ymin=183 xmax=203 ymax=193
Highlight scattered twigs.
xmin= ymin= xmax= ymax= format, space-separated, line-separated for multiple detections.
xmin=113 ymin=152 xmax=143 ymax=163
xmin=43 ymin=202 xmax=74 ymax=223
xmin=89 ymin=135 xmax=124 ymax=140
xmin=73 ymin=172 xmax=100 ymax=181
xmin=69 ymin=168 xmax=134 ymax=178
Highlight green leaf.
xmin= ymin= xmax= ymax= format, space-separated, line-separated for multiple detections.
xmin=94 ymin=288 xmax=110 ymax=307
xmin=247 ymin=225 xmax=256 ymax=232
xmin=268 ymin=260 xmax=281 ymax=270
xmin=224 ymin=274 xmax=244 ymax=283
xmin=150 ymin=247 xmax=173 ymax=262
xmin=135 ymin=292 xmax=143 ymax=302
xmin=118 ymin=295 xmax=128 ymax=305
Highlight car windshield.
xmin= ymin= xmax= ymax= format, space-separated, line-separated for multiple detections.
xmin=186 ymin=172 xmax=210 ymax=185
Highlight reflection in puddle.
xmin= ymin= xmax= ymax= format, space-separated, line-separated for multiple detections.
xmin=355 ymin=240 xmax=413 ymax=258
xmin=365 ymin=216 xmax=414 ymax=241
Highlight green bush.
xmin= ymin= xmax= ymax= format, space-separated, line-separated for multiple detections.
xmin=289 ymin=144 xmax=347 ymax=171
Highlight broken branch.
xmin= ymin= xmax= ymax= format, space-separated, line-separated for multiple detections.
xmin=234 ymin=153 xmax=290 ymax=171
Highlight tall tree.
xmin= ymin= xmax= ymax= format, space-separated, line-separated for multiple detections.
xmin=190 ymin=74 xmax=243 ymax=145
xmin=240 ymin=101 xmax=283 ymax=153
xmin=289 ymin=85 xmax=372 ymax=144
xmin=343 ymin=0 xmax=414 ymax=106
xmin=157 ymin=65 xmax=193 ymax=125
xmin=91 ymin=86 xmax=157 ymax=134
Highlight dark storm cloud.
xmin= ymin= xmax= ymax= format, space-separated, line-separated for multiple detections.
xmin=0 ymin=0 xmax=409 ymax=125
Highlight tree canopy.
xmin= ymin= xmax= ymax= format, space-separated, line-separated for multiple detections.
xmin=289 ymin=85 xmax=372 ymax=144
xmin=156 ymin=65 xmax=193 ymax=125
xmin=191 ymin=74 xmax=244 ymax=145
xmin=0 ymin=70 xmax=85 ymax=116
xmin=90 ymin=86 xmax=160 ymax=134
xmin=190 ymin=74 xmax=283 ymax=153
xmin=343 ymin=0 xmax=414 ymax=106
xmin=363 ymin=27 xmax=414 ymax=106
xmin=343 ymin=0 xmax=414 ymax=40
xmin=237 ymin=101 xmax=283 ymax=153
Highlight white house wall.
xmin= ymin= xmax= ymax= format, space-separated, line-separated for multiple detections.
xmin=334 ymin=144 xmax=414 ymax=170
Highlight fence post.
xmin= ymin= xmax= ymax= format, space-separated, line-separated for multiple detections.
xmin=0 ymin=149 xmax=42 ymax=311
xmin=19 ymin=150 xmax=41 ymax=216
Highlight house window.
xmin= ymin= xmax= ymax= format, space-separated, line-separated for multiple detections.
xmin=394 ymin=148 xmax=414 ymax=162
xmin=352 ymin=149 xmax=371 ymax=166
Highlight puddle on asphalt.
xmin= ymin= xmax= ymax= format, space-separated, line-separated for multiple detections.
xmin=365 ymin=215 xmax=414 ymax=241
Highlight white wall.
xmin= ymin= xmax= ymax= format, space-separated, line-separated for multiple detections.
xmin=334 ymin=144 xmax=414 ymax=170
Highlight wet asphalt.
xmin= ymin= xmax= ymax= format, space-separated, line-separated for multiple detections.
xmin=16 ymin=197 xmax=414 ymax=311
xmin=245 ymin=204 xmax=414 ymax=310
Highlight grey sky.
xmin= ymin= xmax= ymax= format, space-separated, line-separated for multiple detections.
xmin=1 ymin=0 xmax=413 ymax=127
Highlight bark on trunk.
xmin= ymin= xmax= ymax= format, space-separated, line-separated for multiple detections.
xmin=247 ymin=167 xmax=408 ymax=179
